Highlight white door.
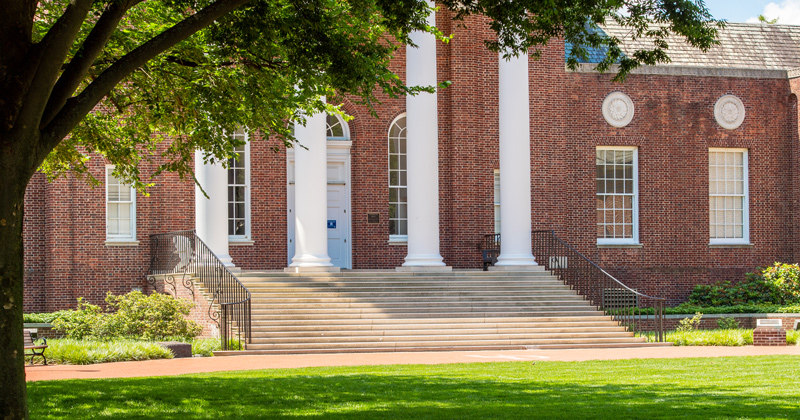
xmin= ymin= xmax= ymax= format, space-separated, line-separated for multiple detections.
xmin=326 ymin=184 xmax=350 ymax=268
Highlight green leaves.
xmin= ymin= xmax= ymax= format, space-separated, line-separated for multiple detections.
xmin=32 ymin=0 xmax=722 ymax=186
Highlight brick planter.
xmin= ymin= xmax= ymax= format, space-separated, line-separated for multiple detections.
xmin=753 ymin=328 xmax=787 ymax=346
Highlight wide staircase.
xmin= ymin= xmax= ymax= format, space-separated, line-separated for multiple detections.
xmin=227 ymin=269 xmax=668 ymax=354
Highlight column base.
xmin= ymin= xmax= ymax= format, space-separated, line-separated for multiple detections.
xmin=396 ymin=265 xmax=453 ymax=272
xmin=401 ymin=254 xmax=447 ymax=268
xmin=495 ymin=254 xmax=538 ymax=267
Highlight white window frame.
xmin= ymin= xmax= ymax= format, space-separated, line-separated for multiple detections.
xmin=388 ymin=113 xmax=408 ymax=242
xmin=596 ymin=146 xmax=639 ymax=245
xmin=105 ymin=165 xmax=137 ymax=244
xmin=228 ymin=129 xmax=251 ymax=242
xmin=494 ymin=169 xmax=501 ymax=234
xmin=709 ymin=148 xmax=750 ymax=245
xmin=326 ymin=114 xmax=350 ymax=140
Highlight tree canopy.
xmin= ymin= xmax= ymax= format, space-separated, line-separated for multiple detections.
xmin=0 ymin=0 xmax=721 ymax=418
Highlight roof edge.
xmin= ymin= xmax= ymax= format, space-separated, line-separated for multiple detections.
xmin=568 ymin=63 xmax=791 ymax=79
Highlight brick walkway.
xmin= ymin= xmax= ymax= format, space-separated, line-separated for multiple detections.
xmin=25 ymin=345 xmax=800 ymax=382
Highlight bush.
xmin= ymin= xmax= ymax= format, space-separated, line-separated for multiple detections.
xmin=50 ymin=299 xmax=103 ymax=339
xmin=101 ymin=291 xmax=202 ymax=341
xmin=52 ymin=291 xmax=202 ymax=341
xmin=43 ymin=338 xmax=174 ymax=365
xmin=687 ymin=263 xmax=800 ymax=307
xmin=716 ymin=316 xmax=740 ymax=330
xmin=676 ymin=313 xmax=703 ymax=332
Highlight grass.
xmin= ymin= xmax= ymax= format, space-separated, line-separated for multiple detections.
xmin=27 ymin=356 xmax=800 ymax=419
xmin=41 ymin=339 xmax=174 ymax=365
xmin=33 ymin=338 xmax=237 ymax=365
xmin=644 ymin=329 xmax=800 ymax=346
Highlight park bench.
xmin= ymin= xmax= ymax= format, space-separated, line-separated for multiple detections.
xmin=24 ymin=329 xmax=48 ymax=365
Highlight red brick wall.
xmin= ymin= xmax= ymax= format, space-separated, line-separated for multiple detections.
xmin=23 ymin=21 xmax=799 ymax=312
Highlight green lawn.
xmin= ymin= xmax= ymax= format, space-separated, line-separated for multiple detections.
xmin=28 ymin=356 xmax=800 ymax=419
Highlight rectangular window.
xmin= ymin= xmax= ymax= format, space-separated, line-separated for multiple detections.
xmin=106 ymin=166 xmax=136 ymax=241
xmin=596 ymin=147 xmax=638 ymax=244
xmin=228 ymin=130 xmax=250 ymax=239
xmin=709 ymin=148 xmax=749 ymax=244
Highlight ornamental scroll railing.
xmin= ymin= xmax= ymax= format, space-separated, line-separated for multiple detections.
xmin=529 ymin=230 xmax=665 ymax=342
xmin=148 ymin=230 xmax=251 ymax=350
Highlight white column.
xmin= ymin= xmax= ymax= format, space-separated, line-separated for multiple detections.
xmin=195 ymin=151 xmax=234 ymax=267
xmin=400 ymin=1 xmax=449 ymax=271
xmin=287 ymin=103 xmax=338 ymax=272
xmin=494 ymin=50 xmax=538 ymax=268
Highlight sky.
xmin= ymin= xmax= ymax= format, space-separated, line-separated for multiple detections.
xmin=704 ymin=0 xmax=800 ymax=24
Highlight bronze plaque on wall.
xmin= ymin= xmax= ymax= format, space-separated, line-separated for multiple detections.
xmin=367 ymin=213 xmax=380 ymax=224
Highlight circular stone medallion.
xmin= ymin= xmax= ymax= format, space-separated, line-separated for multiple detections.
xmin=714 ymin=95 xmax=745 ymax=130
xmin=602 ymin=92 xmax=634 ymax=128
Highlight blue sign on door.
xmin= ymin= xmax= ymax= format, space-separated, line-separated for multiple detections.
xmin=327 ymin=220 xmax=337 ymax=229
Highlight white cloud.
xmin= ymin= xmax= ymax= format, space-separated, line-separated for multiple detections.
xmin=747 ymin=1 xmax=800 ymax=25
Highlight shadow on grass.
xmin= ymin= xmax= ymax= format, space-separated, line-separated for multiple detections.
xmin=28 ymin=357 xmax=800 ymax=419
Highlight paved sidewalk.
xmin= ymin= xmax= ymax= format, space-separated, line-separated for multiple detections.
xmin=25 ymin=345 xmax=800 ymax=382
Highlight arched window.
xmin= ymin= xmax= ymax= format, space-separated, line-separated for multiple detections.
xmin=388 ymin=114 xmax=407 ymax=237
xmin=326 ymin=114 xmax=350 ymax=140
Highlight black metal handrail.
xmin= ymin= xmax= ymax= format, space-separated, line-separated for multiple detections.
xmin=531 ymin=230 xmax=664 ymax=342
xmin=148 ymin=230 xmax=251 ymax=350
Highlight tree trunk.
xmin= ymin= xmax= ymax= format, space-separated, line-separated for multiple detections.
xmin=0 ymin=137 xmax=34 ymax=419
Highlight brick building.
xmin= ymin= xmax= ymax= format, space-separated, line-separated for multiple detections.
xmin=22 ymin=18 xmax=800 ymax=313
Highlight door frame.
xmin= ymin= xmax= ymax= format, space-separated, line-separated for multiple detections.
xmin=287 ymin=140 xmax=352 ymax=269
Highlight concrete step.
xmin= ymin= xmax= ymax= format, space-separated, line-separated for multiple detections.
xmin=247 ymin=316 xmax=616 ymax=327
xmin=250 ymin=300 xmax=591 ymax=310
xmin=242 ymin=336 xmax=648 ymax=351
xmin=250 ymin=327 xmax=630 ymax=340
xmin=247 ymin=295 xmax=584 ymax=303
xmin=249 ymin=310 xmax=605 ymax=321
xmin=250 ymin=305 xmax=601 ymax=315
xmin=236 ymin=270 xmax=556 ymax=279
xmin=217 ymin=340 xmax=668 ymax=355
xmin=214 ymin=270 xmax=661 ymax=353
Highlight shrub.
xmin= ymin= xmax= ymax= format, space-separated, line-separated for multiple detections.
xmin=716 ymin=317 xmax=740 ymax=330
xmin=52 ymin=291 xmax=202 ymax=341
xmin=687 ymin=263 xmax=800 ymax=307
xmin=50 ymin=298 xmax=103 ymax=339
xmin=756 ymin=263 xmax=800 ymax=304
xmin=101 ymin=291 xmax=202 ymax=341
xmin=676 ymin=313 xmax=703 ymax=332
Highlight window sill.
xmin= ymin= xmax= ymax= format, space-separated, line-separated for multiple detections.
xmin=709 ymin=244 xmax=753 ymax=249
xmin=597 ymin=244 xmax=643 ymax=249
xmin=105 ymin=240 xmax=140 ymax=247
xmin=388 ymin=237 xmax=408 ymax=246
xmin=230 ymin=240 xmax=256 ymax=246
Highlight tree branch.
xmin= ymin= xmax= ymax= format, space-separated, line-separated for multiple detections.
xmin=41 ymin=0 xmax=143 ymax=128
xmin=39 ymin=0 xmax=254 ymax=168
xmin=12 ymin=0 xmax=94 ymax=137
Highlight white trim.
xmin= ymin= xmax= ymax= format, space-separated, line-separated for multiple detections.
xmin=709 ymin=148 xmax=749 ymax=245
xmin=326 ymin=114 xmax=351 ymax=140
xmin=105 ymin=165 xmax=136 ymax=242
xmin=388 ymin=113 xmax=408 ymax=237
xmin=228 ymin=130 xmax=251 ymax=241
xmin=596 ymin=146 xmax=639 ymax=245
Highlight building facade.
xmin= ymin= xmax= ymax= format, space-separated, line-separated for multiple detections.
xmin=22 ymin=16 xmax=800 ymax=312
